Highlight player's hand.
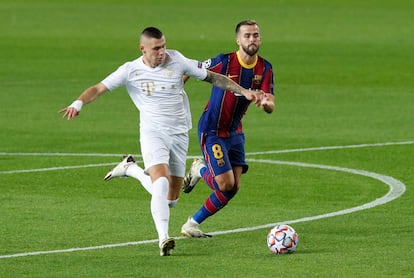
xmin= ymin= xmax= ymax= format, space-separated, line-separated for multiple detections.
xmin=259 ymin=92 xmax=275 ymax=113
xmin=252 ymin=90 xmax=266 ymax=107
xmin=251 ymin=89 xmax=263 ymax=106
xmin=242 ymin=88 xmax=261 ymax=103
xmin=59 ymin=107 xmax=80 ymax=120
xmin=59 ymin=99 xmax=83 ymax=120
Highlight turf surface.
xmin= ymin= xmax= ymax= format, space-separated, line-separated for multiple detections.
xmin=1 ymin=0 xmax=413 ymax=277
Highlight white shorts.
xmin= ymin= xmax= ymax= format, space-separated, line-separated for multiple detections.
xmin=140 ymin=128 xmax=189 ymax=177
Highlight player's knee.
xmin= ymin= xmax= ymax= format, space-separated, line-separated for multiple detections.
xmin=217 ymin=180 xmax=238 ymax=192
xmin=215 ymin=172 xmax=236 ymax=191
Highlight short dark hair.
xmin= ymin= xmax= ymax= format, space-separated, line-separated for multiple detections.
xmin=235 ymin=20 xmax=258 ymax=34
xmin=141 ymin=27 xmax=163 ymax=39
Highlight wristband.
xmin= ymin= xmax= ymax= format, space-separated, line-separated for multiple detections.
xmin=69 ymin=100 xmax=83 ymax=111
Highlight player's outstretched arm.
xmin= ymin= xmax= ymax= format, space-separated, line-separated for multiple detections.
xmin=59 ymin=82 xmax=108 ymax=120
xmin=203 ymin=70 xmax=260 ymax=103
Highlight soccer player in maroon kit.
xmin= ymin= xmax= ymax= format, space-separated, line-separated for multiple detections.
xmin=181 ymin=20 xmax=275 ymax=237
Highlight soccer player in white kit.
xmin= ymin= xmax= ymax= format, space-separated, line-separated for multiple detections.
xmin=60 ymin=27 xmax=260 ymax=256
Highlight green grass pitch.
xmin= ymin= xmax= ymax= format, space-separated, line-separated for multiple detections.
xmin=1 ymin=0 xmax=414 ymax=277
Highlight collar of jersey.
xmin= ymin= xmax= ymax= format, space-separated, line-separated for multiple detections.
xmin=236 ymin=51 xmax=258 ymax=69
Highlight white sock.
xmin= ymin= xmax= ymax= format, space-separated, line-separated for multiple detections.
xmin=126 ymin=163 xmax=152 ymax=194
xmin=150 ymin=177 xmax=170 ymax=245
xmin=168 ymin=198 xmax=178 ymax=208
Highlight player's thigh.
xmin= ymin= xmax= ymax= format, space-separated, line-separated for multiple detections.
xmin=140 ymin=129 xmax=170 ymax=171
xmin=169 ymin=133 xmax=189 ymax=178
xmin=228 ymin=134 xmax=248 ymax=174
xmin=202 ymin=135 xmax=232 ymax=177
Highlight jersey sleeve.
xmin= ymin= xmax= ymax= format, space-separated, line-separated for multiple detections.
xmin=202 ymin=53 xmax=226 ymax=73
xmin=261 ymin=60 xmax=274 ymax=95
xmin=173 ymin=50 xmax=207 ymax=80
xmin=101 ymin=62 xmax=129 ymax=91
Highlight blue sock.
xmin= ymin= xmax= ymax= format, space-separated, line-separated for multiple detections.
xmin=193 ymin=189 xmax=237 ymax=224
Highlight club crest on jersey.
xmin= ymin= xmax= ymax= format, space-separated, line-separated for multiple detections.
xmin=164 ymin=67 xmax=174 ymax=77
xmin=253 ymin=75 xmax=262 ymax=84
xmin=217 ymin=158 xmax=225 ymax=167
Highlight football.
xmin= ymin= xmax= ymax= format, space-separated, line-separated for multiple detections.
xmin=267 ymin=224 xmax=299 ymax=254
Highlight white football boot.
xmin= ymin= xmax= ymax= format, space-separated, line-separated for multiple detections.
xmin=181 ymin=217 xmax=212 ymax=238
xmin=104 ymin=154 xmax=135 ymax=181
xmin=159 ymin=238 xmax=175 ymax=256
xmin=182 ymin=158 xmax=205 ymax=193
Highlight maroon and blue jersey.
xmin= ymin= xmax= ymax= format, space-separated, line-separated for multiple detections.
xmin=198 ymin=51 xmax=274 ymax=138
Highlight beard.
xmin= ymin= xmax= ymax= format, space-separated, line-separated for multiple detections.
xmin=242 ymin=44 xmax=259 ymax=56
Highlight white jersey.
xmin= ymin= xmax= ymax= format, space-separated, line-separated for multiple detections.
xmin=102 ymin=50 xmax=207 ymax=134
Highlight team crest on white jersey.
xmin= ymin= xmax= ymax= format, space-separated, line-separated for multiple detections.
xmin=164 ymin=67 xmax=174 ymax=78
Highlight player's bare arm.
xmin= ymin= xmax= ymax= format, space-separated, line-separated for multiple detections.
xmin=203 ymin=70 xmax=260 ymax=103
xmin=59 ymin=82 xmax=108 ymax=120
xmin=182 ymin=75 xmax=190 ymax=83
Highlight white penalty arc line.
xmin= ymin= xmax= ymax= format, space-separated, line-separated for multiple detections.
xmin=0 ymin=159 xmax=406 ymax=259
xmin=210 ymin=159 xmax=406 ymax=236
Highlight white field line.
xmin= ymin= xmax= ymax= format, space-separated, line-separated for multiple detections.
xmin=0 ymin=152 xmax=141 ymax=157
xmin=247 ymin=140 xmax=414 ymax=155
xmin=0 ymin=161 xmax=144 ymax=175
xmin=0 ymin=141 xmax=410 ymax=259
xmin=0 ymin=163 xmax=116 ymax=175
xmin=1 ymin=140 xmax=413 ymax=175
xmin=1 ymin=140 xmax=413 ymax=159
